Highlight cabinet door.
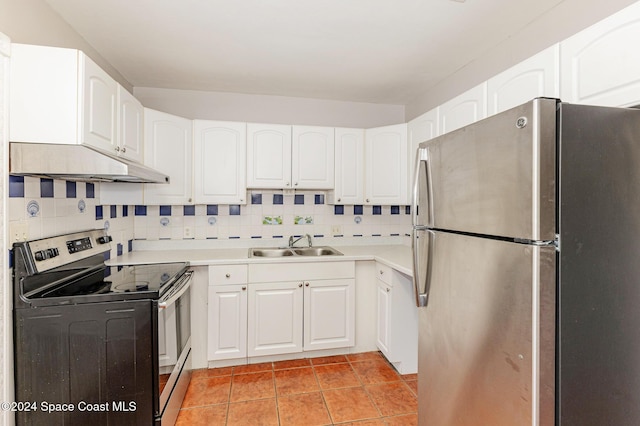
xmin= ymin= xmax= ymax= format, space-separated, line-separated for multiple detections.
xmin=376 ymin=279 xmax=392 ymax=359
xmin=488 ymin=45 xmax=559 ymax=116
xmin=248 ymin=281 xmax=303 ymax=357
xmin=144 ymin=108 xmax=193 ymax=204
xmin=9 ymin=44 xmax=79 ymax=144
xmin=194 ymin=120 xmax=247 ymax=204
xmin=439 ymin=83 xmax=487 ymax=134
xmin=247 ymin=123 xmax=292 ymax=189
xmin=292 ymin=125 xmax=335 ymax=189
xmin=408 ymin=108 xmax=439 ymax=188
xmin=333 ymin=128 xmax=364 ymax=204
xmin=560 ymin=1 xmax=640 ymax=107
xmin=208 ymin=284 xmax=248 ymax=361
xmin=118 ymin=85 xmax=144 ymax=163
xmin=80 ymin=53 xmax=118 ymax=152
xmin=364 ymin=123 xmax=408 ymax=205
xmin=304 ymin=279 xmax=355 ymax=351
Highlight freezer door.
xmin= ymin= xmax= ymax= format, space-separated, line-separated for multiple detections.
xmin=418 ymin=231 xmax=555 ymax=426
xmin=412 ymin=147 xmax=431 ymax=229
xmin=418 ymin=98 xmax=556 ymax=241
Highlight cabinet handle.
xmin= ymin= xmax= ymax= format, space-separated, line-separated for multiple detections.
xmin=298 ymin=283 xmax=303 ymax=288
xmin=286 ymin=182 xmax=290 ymax=187
xmin=122 ymin=147 xmax=126 ymax=153
xmin=188 ymin=198 xmax=192 ymax=203
xmin=379 ymin=270 xmax=384 ymax=275
xmin=294 ymin=182 xmax=298 ymax=186
xmin=305 ymin=282 xmax=310 ymax=287
xmin=242 ymin=286 xmax=247 ymax=291
xmin=115 ymin=146 xmax=120 ymax=152
xmin=225 ymin=273 xmax=231 ymax=278
xmin=386 ymin=287 xmax=391 ymax=293
xmin=337 ymin=198 xmax=341 ymax=202
xmin=366 ymin=198 xmax=370 ymax=203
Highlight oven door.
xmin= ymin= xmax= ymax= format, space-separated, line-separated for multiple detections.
xmin=156 ymin=271 xmax=193 ymax=425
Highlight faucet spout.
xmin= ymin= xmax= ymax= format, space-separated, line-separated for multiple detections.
xmin=288 ymin=234 xmax=312 ymax=248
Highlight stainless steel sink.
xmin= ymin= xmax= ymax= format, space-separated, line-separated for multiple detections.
xmin=292 ymin=247 xmax=343 ymax=256
xmin=248 ymin=246 xmax=343 ymax=258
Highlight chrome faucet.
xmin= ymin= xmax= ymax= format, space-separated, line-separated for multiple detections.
xmin=288 ymin=234 xmax=312 ymax=248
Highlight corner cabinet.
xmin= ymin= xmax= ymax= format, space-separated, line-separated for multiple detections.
xmin=143 ymin=108 xmax=193 ymax=204
xmin=364 ymin=123 xmax=408 ymax=205
xmin=247 ymin=124 xmax=334 ymax=189
xmin=193 ymin=120 xmax=247 ymax=204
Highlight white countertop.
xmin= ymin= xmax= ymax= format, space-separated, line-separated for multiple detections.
xmin=107 ymin=242 xmax=413 ymax=277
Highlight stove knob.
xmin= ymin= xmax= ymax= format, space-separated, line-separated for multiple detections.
xmin=47 ymin=248 xmax=59 ymax=258
xmin=34 ymin=250 xmax=46 ymax=261
xmin=97 ymin=236 xmax=113 ymax=244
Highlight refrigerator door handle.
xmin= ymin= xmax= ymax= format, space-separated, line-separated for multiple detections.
xmin=412 ymin=228 xmax=434 ymax=307
xmin=412 ymin=147 xmax=432 ymax=227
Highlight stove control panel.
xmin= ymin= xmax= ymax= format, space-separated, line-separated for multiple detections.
xmin=67 ymin=237 xmax=93 ymax=254
xmin=18 ymin=230 xmax=112 ymax=273
xmin=34 ymin=248 xmax=59 ymax=261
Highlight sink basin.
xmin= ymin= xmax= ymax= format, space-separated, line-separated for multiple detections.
xmin=249 ymin=246 xmax=343 ymax=258
xmin=250 ymin=248 xmax=295 ymax=257
xmin=292 ymin=247 xmax=343 ymax=256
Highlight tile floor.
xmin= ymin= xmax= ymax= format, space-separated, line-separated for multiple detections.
xmin=177 ymin=352 xmax=418 ymax=425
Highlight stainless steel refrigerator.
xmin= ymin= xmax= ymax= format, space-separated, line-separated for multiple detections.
xmin=411 ymin=97 xmax=640 ymax=425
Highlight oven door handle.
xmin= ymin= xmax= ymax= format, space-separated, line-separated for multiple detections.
xmin=158 ymin=271 xmax=193 ymax=309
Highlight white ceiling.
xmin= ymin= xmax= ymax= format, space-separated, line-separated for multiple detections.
xmin=44 ymin=0 xmax=564 ymax=105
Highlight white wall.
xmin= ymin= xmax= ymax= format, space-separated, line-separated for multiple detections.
xmin=135 ymin=87 xmax=405 ymax=128
xmin=405 ymin=0 xmax=640 ymax=120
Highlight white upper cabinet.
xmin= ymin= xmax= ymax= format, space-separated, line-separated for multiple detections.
xmin=247 ymin=124 xmax=335 ymax=189
xmin=364 ymin=123 xmax=408 ymax=205
xmin=488 ymin=44 xmax=560 ymax=116
xmin=9 ymin=44 xmax=146 ymax=162
xmin=193 ymin=120 xmax=247 ymax=204
xmin=117 ymin=85 xmax=144 ymax=163
xmin=144 ymin=108 xmax=193 ymax=204
xmin=331 ymin=128 xmax=365 ymax=205
xmin=408 ymin=107 xmax=439 ymax=185
xmin=439 ymin=83 xmax=487 ymax=135
xmin=292 ymin=125 xmax=335 ymax=189
xmin=247 ymin=123 xmax=292 ymax=189
xmin=81 ymin=54 xmax=118 ymax=154
xmin=560 ymin=1 xmax=640 ymax=107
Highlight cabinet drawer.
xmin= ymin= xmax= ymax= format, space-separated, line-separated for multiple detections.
xmin=376 ymin=263 xmax=392 ymax=285
xmin=209 ymin=265 xmax=248 ymax=285
xmin=248 ymin=261 xmax=354 ymax=283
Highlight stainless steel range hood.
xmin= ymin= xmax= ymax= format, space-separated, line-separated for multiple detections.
xmin=9 ymin=142 xmax=170 ymax=183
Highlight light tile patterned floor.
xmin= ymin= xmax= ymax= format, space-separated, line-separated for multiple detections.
xmin=177 ymin=352 xmax=418 ymax=425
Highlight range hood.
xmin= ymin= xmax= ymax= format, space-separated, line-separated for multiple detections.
xmin=9 ymin=142 xmax=170 ymax=184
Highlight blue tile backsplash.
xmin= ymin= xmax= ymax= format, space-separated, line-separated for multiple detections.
xmin=9 ymin=177 xmax=410 ymax=246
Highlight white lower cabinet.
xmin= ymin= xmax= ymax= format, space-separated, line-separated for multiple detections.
xmin=304 ymin=279 xmax=355 ymax=351
xmin=248 ymin=281 xmax=304 ymax=357
xmin=207 ymin=262 xmax=356 ymax=362
xmin=208 ymin=284 xmax=248 ymax=361
xmin=207 ymin=265 xmax=249 ymax=361
xmin=375 ymin=262 xmax=418 ymax=374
